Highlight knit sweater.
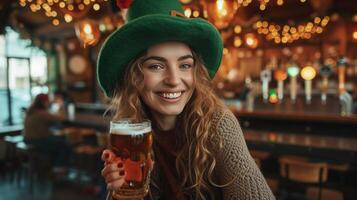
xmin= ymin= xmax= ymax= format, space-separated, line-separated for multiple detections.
xmin=111 ymin=109 xmax=275 ymax=200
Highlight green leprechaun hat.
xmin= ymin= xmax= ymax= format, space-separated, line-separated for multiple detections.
xmin=97 ymin=0 xmax=223 ymax=97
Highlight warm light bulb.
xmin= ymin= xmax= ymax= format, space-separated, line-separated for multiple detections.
xmin=59 ymin=2 xmax=65 ymax=8
xmin=193 ymin=10 xmax=200 ymax=17
xmin=301 ymin=66 xmax=316 ymax=80
xmin=234 ymin=36 xmax=242 ymax=47
xmin=245 ymin=33 xmax=258 ymax=48
xmin=314 ymin=17 xmax=321 ymax=24
xmin=204 ymin=0 xmax=237 ymax=29
xmin=64 ymin=14 xmax=72 ymax=23
xmin=353 ymin=31 xmax=357 ymax=40
xmin=184 ymin=8 xmax=192 ymax=17
xmin=234 ymin=25 xmax=242 ymax=34
xmin=277 ymin=0 xmax=284 ymax=6
xmin=52 ymin=19 xmax=60 ymax=26
xmin=78 ymin=4 xmax=85 ymax=10
xmin=93 ymin=3 xmax=100 ymax=11
xmin=84 ymin=24 xmax=93 ymax=34
xmin=246 ymin=38 xmax=254 ymax=45
xmin=216 ymin=0 xmax=226 ymax=15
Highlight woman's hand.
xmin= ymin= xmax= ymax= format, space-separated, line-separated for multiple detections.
xmin=101 ymin=149 xmax=154 ymax=200
xmin=101 ymin=149 xmax=126 ymax=191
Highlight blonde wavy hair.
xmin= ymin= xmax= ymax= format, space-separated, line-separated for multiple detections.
xmin=108 ymin=49 xmax=226 ymax=200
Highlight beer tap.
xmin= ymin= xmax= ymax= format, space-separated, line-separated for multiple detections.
xmin=319 ymin=64 xmax=332 ymax=104
xmin=301 ymin=65 xmax=317 ymax=104
xmin=260 ymin=69 xmax=272 ymax=103
xmin=339 ymin=91 xmax=353 ymax=116
xmin=274 ymin=69 xmax=288 ymax=102
xmin=287 ymin=64 xmax=300 ymax=104
xmin=337 ymin=57 xmax=348 ymax=95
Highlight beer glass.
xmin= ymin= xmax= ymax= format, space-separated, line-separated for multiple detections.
xmin=109 ymin=119 xmax=153 ymax=199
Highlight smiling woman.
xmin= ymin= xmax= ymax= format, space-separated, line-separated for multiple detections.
xmin=98 ymin=0 xmax=274 ymax=199
xmin=139 ymin=42 xmax=195 ymax=129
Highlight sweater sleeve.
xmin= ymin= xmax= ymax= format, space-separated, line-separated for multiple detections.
xmin=212 ymin=110 xmax=275 ymax=200
xmin=39 ymin=110 xmax=65 ymax=123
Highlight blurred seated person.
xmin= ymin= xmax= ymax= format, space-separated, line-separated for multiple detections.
xmin=23 ymin=93 xmax=72 ymax=167
xmin=50 ymin=90 xmax=73 ymax=115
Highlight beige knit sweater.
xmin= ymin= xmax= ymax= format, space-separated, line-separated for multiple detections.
xmin=208 ymin=109 xmax=275 ymax=199
xmin=110 ymin=109 xmax=275 ymax=200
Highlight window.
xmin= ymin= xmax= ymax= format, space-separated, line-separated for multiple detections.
xmin=0 ymin=27 xmax=48 ymax=127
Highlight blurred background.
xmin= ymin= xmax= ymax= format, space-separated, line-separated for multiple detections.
xmin=0 ymin=0 xmax=356 ymax=200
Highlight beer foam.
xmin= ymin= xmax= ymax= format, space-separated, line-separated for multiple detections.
xmin=110 ymin=124 xmax=152 ymax=136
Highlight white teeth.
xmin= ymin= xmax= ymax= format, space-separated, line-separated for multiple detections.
xmin=159 ymin=92 xmax=182 ymax=99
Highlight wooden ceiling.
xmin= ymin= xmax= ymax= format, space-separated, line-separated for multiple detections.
xmin=0 ymin=0 xmax=356 ymax=41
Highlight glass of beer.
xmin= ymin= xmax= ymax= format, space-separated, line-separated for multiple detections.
xmin=109 ymin=119 xmax=153 ymax=199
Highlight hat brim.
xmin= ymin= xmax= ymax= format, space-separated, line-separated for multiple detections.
xmin=97 ymin=14 xmax=223 ymax=97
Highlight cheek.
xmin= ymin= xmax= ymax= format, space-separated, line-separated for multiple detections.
xmin=142 ymin=72 xmax=160 ymax=90
xmin=185 ymin=72 xmax=195 ymax=89
xmin=140 ymin=74 xmax=159 ymax=101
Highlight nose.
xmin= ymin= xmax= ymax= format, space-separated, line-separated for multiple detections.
xmin=163 ymin=66 xmax=180 ymax=86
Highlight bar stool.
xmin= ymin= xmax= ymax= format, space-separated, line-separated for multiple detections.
xmin=3 ymin=135 xmax=25 ymax=183
xmin=279 ymin=155 xmax=328 ymax=200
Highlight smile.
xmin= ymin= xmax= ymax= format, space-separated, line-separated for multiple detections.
xmin=157 ymin=91 xmax=183 ymax=99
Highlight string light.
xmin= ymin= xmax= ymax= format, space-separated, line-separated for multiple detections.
xmin=192 ymin=10 xmax=200 ymax=17
xmin=234 ymin=36 xmax=242 ymax=47
xmin=237 ymin=0 xmax=252 ymax=7
xmin=244 ymin=33 xmax=259 ymax=48
xmin=19 ymin=0 xmax=105 ymax=26
xmin=254 ymin=16 xmax=330 ymax=44
xmin=234 ymin=25 xmax=242 ymax=34
xmin=236 ymin=0 xmax=284 ymax=10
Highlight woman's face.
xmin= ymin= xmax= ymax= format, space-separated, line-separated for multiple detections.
xmin=139 ymin=42 xmax=195 ymax=118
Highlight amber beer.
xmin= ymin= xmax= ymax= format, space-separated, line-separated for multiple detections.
xmin=109 ymin=120 xmax=153 ymax=199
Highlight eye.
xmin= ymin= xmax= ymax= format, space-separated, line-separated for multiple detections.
xmin=147 ymin=64 xmax=164 ymax=70
xmin=180 ymin=63 xmax=193 ymax=69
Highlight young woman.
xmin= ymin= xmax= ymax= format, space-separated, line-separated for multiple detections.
xmin=98 ymin=0 xmax=274 ymax=199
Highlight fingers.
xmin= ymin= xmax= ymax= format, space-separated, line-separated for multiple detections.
xmin=101 ymin=160 xmax=124 ymax=177
xmin=102 ymin=160 xmax=126 ymax=191
xmin=105 ymin=169 xmax=126 ymax=183
xmin=101 ymin=149 xmax=115 ymax=163
xmin=107 ymin=178 xmax=125 ymax=191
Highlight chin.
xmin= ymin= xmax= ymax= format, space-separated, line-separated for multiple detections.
xmin=156 ymin=106 xmax=186 ymax=116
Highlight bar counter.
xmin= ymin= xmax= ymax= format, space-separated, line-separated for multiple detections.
xmin=244 ymin=129 xmax=357 ymax=164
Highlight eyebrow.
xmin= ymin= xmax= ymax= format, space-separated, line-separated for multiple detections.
xmin=142 ymin=54 xmax=194 ymax=64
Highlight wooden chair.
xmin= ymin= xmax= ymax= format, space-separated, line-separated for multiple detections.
xmin=327 ymin=162 xmax=350 ymax=187
xmin=306 ymin=187 xmax=343 ymax=200
xmin=279 ymin=155 xmax=328 ymax=200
